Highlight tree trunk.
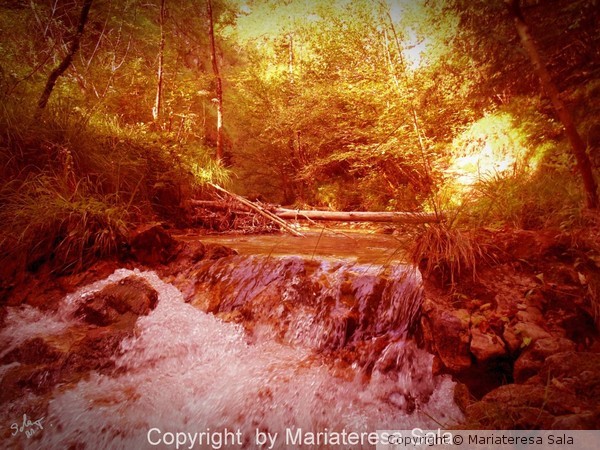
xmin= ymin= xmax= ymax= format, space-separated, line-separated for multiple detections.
xmin=152 ymin=0 xmax=166 ymax=123
xmin=36 ymin=0 xmax=94 ymax=116
xmin=206 ymin=0 xmax=223 ymax=162
xmin=274 ymin=208 xmax=442 ymax=224
xmin=288 ymin=33 xmax=295 ymax=83
xmin=505 ymin=0 xmax=598 ymax=209
xmin=208 ymin=183 xmax=304 ymax=236
xmin=382 ymin=8 xmax=438 ymax=215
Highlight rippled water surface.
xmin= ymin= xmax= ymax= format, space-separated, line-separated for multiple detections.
xmin=189 ymin=229 xmax=410 ymax=264
xmin=1 ymin=241 xmax=462 ymax=449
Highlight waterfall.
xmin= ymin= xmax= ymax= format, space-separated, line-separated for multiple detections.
xmin=1 ymin=262 xmax=462 ymax=449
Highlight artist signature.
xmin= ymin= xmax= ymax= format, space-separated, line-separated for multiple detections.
xmin=10 ymin=414 xmax=45 ymax=439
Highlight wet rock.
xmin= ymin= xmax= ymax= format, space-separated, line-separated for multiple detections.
xmin=63 ymin=328 xmax=132 ymax=374
xmin=75 ymin=276 xmax=158 ymax=326
xmin=421 ymin=304 xmax=471 ymax=372
xmin=1 ymin=337 xmax=62 ymax=365
xmin=0 ymin=306 xmax=6 ymax=329
xmin=551 ymin=412 xmax=600 ymax=429
xmin=188 ymin=288 xmax=221 ymax=313
xmin=512 ymin=321 xmax=551 ymax=342
xmin=0 ymin=327 xmax=135 ymax=408
xmin=470 ymin=329 xmax=506 ymax=363
xmin=513 ymin=337 xmax=576 ymax=383
xmin=175 ymin=240 xmax=206 ymax=264
xmin=18 ymin=364 xmax=64 ymax=396
xmin=129 ymin=223 xmax=177 ymax=265
xmin=204 ymin=244 xmax=238 ymax=260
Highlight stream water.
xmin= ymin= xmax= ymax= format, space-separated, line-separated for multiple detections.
xmin=1 ymin=234 xmax=462 ymax=449
xmin=186 ymin=229 xmax=409 ymax=264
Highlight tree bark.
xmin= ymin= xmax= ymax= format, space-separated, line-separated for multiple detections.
xmin=36 ymin=0 xmax=94 ymax=116
xmin=152 ymin=0 xmax=166 ymax=123
xmin=274 ymin=208 xmax=442 ymax=224
xmin=505 ymin=0 xmax=598 ymax=209
xmin=288 ymin=33 xmax=294 ymax=83
xmin=206 ymin=0 xmax=223 ymax=162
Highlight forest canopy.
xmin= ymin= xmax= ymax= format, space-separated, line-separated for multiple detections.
xmin=1 ymin=0 xmax=599 ymax=271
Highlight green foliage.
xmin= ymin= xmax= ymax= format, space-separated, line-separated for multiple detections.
xmin=0 ymin=173 xmax=130 ymax=273
xmin=465 ymin=167 xmax=583 ymax=230
xmin=0 ymin=94 xmax=222 ymax=275
xmin=436 ymin=96 xmax=587 ymax=230
xmin=187 ymin=150 xmax=232 ymax=187
xmin=1 ymin=0 xmax=599 ymax=279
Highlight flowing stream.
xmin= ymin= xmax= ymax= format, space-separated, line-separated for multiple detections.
xmin=1 ymin=235 xmax=462 ymax=449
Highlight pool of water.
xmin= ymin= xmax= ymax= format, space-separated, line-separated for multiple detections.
xmin=181 ymin=229 xmax=410 ymax=265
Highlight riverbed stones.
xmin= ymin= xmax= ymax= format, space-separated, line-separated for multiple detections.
xmin=464 ymin=351 xmax=600 ymax=429
xmin=512 ymin=321 xmax=552 ymax=342
xmin=513 ymin=337 xmax=576 ymax=383
xmin=74 ymin=276 xmax=158 ymax=326
xmin=470 ymin=328 xmax=506 ymax=362
xmin=421 ymin=302 xmax=471 ymax=372
xmin=0 ymin=337 xmax=62 ymax=366
xmin=129 ymin=223 xmax=177 ymax=265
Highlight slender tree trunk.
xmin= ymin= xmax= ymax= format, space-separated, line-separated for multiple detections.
xmin=383 ymin=9 xmax=438 ymax=214
xmin=385 ymin=12 xmax=428 ymax=159
xmin=288 ymin=33 xmax=295 ymax=83
xmin=152 ymin=0 xmax=166 ymax=123
xmin=505 ymin=0 xmax=598 ymax=209
xmin=206 ymin=0 xmax=223 ymax=162
xmin=36 ymin=0 xmax=94 ymax=116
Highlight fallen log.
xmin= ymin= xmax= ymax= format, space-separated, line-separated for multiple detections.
xmin=273 ymin=208 xmax=442 ymax=224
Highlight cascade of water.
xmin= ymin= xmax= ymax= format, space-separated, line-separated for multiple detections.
xmin=2 ymin=267 xmax=462 ymax=449
xmin=195 ymin=256 xmax=424 ymax=352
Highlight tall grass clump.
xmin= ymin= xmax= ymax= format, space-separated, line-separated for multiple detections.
xmin=0 ymin=173 xmax=131 ymax=273
xmin=410 ymin=219 xmax=483 ymax=286
xmin=0 ymin=99 xmax=211 ymax=276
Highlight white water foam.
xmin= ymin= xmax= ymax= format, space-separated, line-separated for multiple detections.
xmin=5 ymin=269 xmax=462 ymax=449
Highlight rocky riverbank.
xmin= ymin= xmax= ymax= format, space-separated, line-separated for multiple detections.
xmin=420 ymin=229 xmax=600 ymax=428
xmin=1 ymin=225 xmax=599 ymax=433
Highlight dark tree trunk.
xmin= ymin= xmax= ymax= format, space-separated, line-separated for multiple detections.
xmin=36 ymin=0 xmax=94 ymax=116
xmin=206 ymin=0 xmax=223 ymax=162
xmin=505 ymin=0 xmax=598 ymax=209
xmin=152 ymin=0 xmax=166 ymax=123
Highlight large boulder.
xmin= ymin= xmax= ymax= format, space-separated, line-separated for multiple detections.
xmin=421 ymin=302 xmax=471 ymax=372
xmin=129 ymin=223 xmax=177 ymax=265
xmin=514 ymin=337 xmax=576 ymax=383
xmin=74 ymin=276 xmax=158 ymax=326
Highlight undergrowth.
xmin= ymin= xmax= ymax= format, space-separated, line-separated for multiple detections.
xmin=410 ymin=220 xmax=483 ymax=286
xmin=0 ymin=173 xmax=131 ymax=273
xmin=0 ymin=100 xmax=228 ymax=277
xmin=465 ymin=164 xmax=584 ymax=230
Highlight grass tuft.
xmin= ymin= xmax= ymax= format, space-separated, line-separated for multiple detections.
xmin=410 ymin=221 xmax=483 ymax=285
